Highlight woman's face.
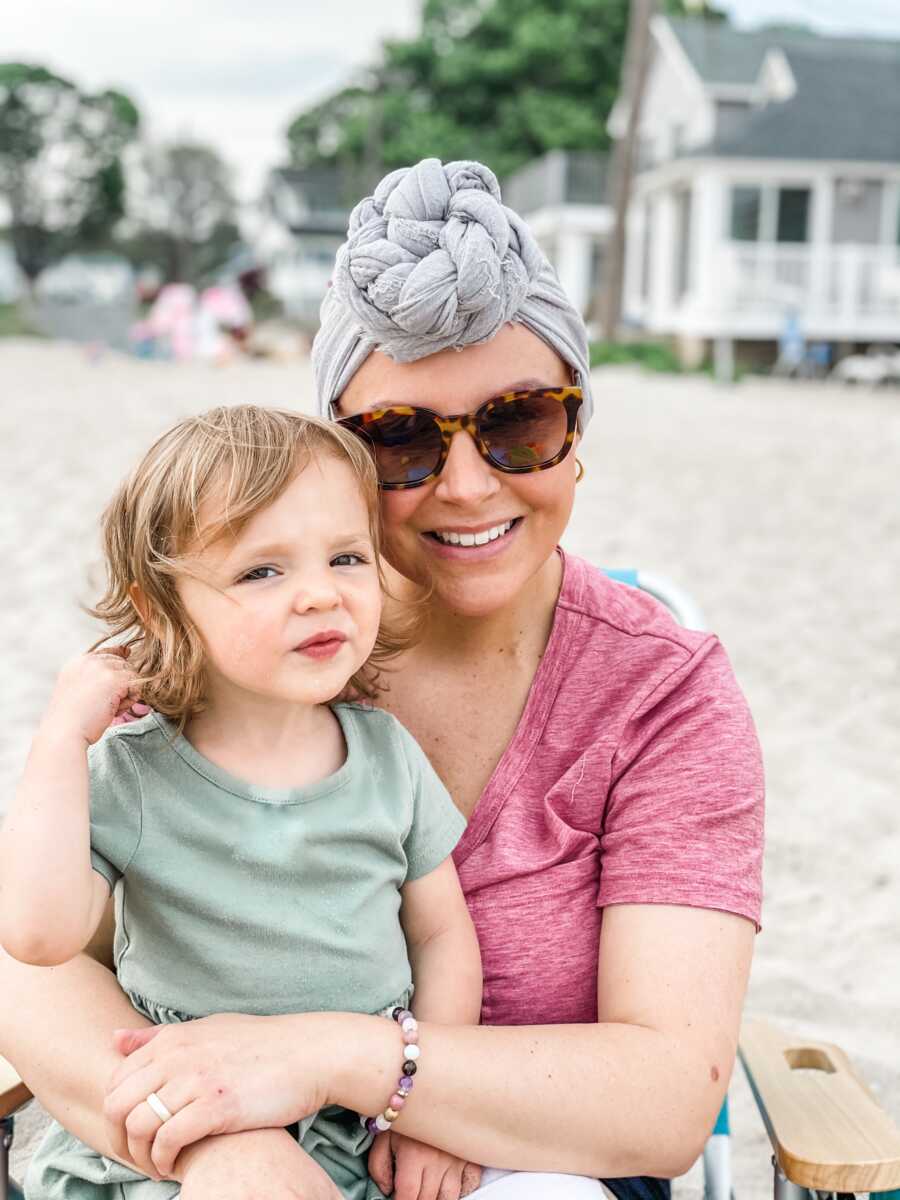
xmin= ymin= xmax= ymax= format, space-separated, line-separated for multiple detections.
xmin=338 ymin=324 xmax=579 ymax=619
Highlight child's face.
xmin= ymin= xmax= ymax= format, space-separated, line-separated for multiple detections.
xmin=176 ymin=456 xmax=382 ymax=710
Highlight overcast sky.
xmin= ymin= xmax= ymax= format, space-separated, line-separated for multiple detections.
xmin=6 ymin=0 xmax=900 ymax=203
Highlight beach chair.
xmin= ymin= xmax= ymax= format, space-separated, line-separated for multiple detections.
xmin=604 ymin=572 xmax=900 ymax=1200
xmin=2 ymin=573 xmax=899 ymax=1200
xmin=0 ymin=1058 xmax=29 ymax=1200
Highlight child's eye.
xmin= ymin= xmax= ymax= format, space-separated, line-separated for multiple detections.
xmin=331 ymin=553 xmax=367 ymax=567
xmin=239 ymin=566 xmax=279 ymax=583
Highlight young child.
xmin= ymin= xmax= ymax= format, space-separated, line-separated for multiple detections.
xmin=0 ymin=405 xmax=482 ymax=1200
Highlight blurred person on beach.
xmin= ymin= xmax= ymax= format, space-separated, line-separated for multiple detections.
xmin=0 ymin=406 xmax=482 ymax=1200
xmin=0 ymin=160 xmax=764 ymax=1200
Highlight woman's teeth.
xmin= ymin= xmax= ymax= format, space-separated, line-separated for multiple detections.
xmin=433 ymin=520 xmax=515 ymax=546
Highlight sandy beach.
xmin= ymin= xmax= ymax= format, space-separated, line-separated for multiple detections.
xmin=2 ymin=338 xmax=898 ymax=1197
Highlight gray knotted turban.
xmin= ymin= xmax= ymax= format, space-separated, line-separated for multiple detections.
xmin=312 ymin=158 xmax=593 ymax=427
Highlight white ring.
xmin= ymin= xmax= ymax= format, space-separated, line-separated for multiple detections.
xmin=146 ymin=1091 xmax=174 ymax=1123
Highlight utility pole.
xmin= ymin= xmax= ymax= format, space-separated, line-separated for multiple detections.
xmin=601 ymin=0 xmax=658 ymax=340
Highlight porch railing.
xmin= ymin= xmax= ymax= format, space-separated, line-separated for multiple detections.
xmin=720 ymin=242 xmax=900 ymax=325
xmin=502 ymin=151 xmax=609 ymax=216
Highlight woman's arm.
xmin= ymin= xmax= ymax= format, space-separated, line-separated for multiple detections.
xmin=107 ymin=902 xmax=754 ymax=1180
xmin=349 ymin=903 xmax=753 ymax=1179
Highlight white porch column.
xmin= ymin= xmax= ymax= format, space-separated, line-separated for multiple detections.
xmin=809 ymin=170 xmax=834 ymax=323
xmin=623 ymin=202 xmax=646 ymax=325
xmin=691 ymin=169 xmax=726 ymax=334
xmin=555 ymin=229 xmax=593 ymax=317
xmin=648 ymin=189 xmax=677 ymax=332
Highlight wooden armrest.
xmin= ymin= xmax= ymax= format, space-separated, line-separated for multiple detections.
xmin=739 ymin=1018 xmax=900 ymax=1193
xmin=0 ymin=1053 xmax=32 ymax=1119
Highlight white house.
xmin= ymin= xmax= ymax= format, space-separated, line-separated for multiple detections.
xmin=255 ymin=166 xmax=378 ymax=330
xmin=503 ymin=151 xmax=611 ymax=318
xmin=613 ymin=17 xmax=900 ymax=362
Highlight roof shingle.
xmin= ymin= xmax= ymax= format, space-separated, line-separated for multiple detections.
xmin=666 ymin=19 xmax=900 ymax=163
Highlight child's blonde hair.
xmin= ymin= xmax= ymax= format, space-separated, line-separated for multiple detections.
xmin=91 ymin=404 xmax=411 ymax=722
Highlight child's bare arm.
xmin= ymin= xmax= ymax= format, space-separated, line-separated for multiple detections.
xmin=0 ymin=650 xmax=137 ymax=966
xmin=368 ymin=858 xmax=483 ymax=1198
xmin=400 ymin=856 xmax=482 ymax=1026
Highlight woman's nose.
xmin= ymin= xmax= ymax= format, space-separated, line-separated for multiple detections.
xmin=434 ymin=431 xmax=501 ymax=505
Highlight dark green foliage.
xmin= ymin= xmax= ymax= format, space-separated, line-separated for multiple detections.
xmin=76 ymin=159 xmax=127 ymax=249
xmin=287 ymin=0 xmax=691 ymax=179
xmin=0 ymin=63 xmax=140 ymax=278
xmin=0 ymin=301 xmax=42 ymax=338
xmin=589 ymin=339 xmax=683 ymax=372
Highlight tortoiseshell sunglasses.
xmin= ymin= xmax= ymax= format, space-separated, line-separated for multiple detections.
xmin=334 ymin=386 xmax=583 ymax=490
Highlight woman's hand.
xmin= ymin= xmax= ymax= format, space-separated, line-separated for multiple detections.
xmin=368 ymin=1130 xmax=482 ymax=1200
xmin=104 ymin=1014 xmax=332 ymax=1178
xmin=177 ymin=1128 xmax=342 ymax=1200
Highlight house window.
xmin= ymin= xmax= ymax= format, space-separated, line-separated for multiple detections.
xmin=729 ymin=185 xmax=811 ymax=243
xmin=832 ymin=179 xmax=883 ymax=244
xmin=674 ymin=188 xmax=692 ymax=299
xmin=776 ymin=188 xmax=810 ymax=243
xmin=590 ymin=240 xmax=606 ymax=302
xmin=730 ymin=187 xmax=761 ymax=241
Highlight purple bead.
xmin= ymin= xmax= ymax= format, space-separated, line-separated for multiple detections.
xmin=399 ymin=1075 xmax=414 ymax=1090
xmin=366 ymin=1118 xmax=379 ymax=1136
xmin=397 ymin=1009 xmax=413 ymax=1024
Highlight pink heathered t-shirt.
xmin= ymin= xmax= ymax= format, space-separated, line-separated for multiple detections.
xmin=453 ymin=551 xmax=764 ymax=1028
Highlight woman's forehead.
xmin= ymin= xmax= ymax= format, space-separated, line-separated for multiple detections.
xmin=339 ymin=324 xmax=570 ymax=415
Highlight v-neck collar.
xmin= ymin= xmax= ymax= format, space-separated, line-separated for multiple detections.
xmin=452 ymin=548 xmax=586 ymax=867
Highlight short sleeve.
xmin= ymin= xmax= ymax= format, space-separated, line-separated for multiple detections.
xmin=597 ymin=636 xmax=764 ymax=928
xmin=395 ymin=722 xmax=467 ymax=882
xmin=88 ymin=732 xmax=143 ymax=889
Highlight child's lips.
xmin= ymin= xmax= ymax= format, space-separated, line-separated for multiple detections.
xmin=294 ymin=631 xmax=347 ymax=660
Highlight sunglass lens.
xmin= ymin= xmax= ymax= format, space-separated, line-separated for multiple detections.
xmin=481 ymin=393 xmax=568 ymax=469
xmin=359 ymin=409 xmax=442 ymax=486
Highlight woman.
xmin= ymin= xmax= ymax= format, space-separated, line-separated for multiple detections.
xmin=0 ymin=159 xmax=763 ymax=1200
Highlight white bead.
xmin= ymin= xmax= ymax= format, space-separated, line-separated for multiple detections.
xmin=401 ymin=1017 xmax=418 ymax=1033
xmin=375 ymin=1114 xmax=391 ymax=1132
xmin=404 ymin=1043 xmax=421 ymax=1060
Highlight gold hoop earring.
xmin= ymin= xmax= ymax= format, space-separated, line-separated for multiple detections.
xmin=575 ymin=457 xmax=585 ymax=483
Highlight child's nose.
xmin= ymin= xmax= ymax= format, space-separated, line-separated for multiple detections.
xmin=292 ymin=575 xmax=340 ymax=612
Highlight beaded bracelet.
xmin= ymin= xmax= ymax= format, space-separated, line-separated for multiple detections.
xmin=360 ymin=1007 xmax=420 ymax=1135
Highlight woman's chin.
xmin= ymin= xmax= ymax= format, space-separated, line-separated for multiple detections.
xmin=428 ymin=563 xmax=547 ymax=621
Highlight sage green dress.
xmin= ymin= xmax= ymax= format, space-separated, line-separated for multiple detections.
xmin=26 ymin=704 xmax=465 ymax=1200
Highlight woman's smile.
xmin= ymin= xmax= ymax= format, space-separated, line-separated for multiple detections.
xmin=422 ymin=516 xmax=523 ymax=559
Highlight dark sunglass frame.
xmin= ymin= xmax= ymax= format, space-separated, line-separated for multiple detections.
xmin=334 ymin=386 xmax=583 ymax=491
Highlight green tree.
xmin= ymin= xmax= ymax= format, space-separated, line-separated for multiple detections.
xmin=287 ymin=0 xmax=694 ymax=180
xmin=0 ymin=63 xmax=139 ymax=279
xmin=121 ymin=141 xmax=240 ymax=284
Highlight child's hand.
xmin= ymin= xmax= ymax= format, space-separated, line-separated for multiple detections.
xmin=44 ymin=648 xmax=141 ymax=746
xmin=368 ymin=1130 xmax=482 ymax=1200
